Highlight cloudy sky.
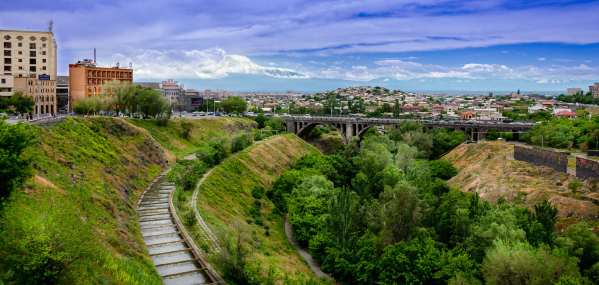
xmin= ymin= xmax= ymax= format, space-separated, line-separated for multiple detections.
xmin=2 ymin=0 xmax=599 ymax=92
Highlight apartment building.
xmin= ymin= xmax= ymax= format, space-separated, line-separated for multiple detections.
xmin=1 ymin=29 xmax=57 ymax=115
xmin=69 ymin=59 xmax=133 ymax=109
xmin=590 ymin=83 xmax=599 ymax=97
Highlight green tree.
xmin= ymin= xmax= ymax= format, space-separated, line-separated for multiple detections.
xmin=136 ymin=88 xmax=170 ymax=119
xmin=255 ymin=113 xmax=266 ymax=128
xmin=482 ymin=240 xmax=579 ymax=285
xmin=221 ymin=96 xmax=247 ymax=114
xmin=287 ymin=175 xmax=334 ymax=245
xmin=378 ymin=236 xmax=442 ymax=284
xmin=429 ymin=159 xmax=458 ymax=180
xmin=0 ymin=121 xmax=37 ymax=200
xmin=379 ymin=182 xmax=421 ymax=244
xmin=10 ymin=92 xmax=34 ymax=115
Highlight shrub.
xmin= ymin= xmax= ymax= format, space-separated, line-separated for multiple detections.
xmin=429 ymin=159 xmax=458 ymax=180
xmin=231 ymin=133 xmax=253 ymax=153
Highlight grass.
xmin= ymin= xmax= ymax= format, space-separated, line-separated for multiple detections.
xmin=128 ymin=117 xmax=256 ymax=158
xmin=193 ymin=134 xmax=324 ymax=283
xmin=1 ymin=117 xmax=166 ymax=284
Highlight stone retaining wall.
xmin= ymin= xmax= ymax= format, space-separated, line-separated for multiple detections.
xmin=513 ymin=145 xmax=568 ymax=173
xmin=576 ymin=157 xmax=599 ymax=181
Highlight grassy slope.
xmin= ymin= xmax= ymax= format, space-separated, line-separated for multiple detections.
xmin=444 ymin=141 xmax=599 ymax=224
xmin=128 ymin=117 xmax=256 ymax=158
xmin=197 ymin=134 xmax=321 ymax=281
xmin=3 ymin=117 xmax=167 ymax=284
xmin=1 ymin=117 xmax=256 ymax=284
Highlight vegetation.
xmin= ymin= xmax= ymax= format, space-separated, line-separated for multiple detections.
xmin=128 ymin=117 xmax=255 ymax=158
xmin=73 ymin=81 xmax=171 ymax=121
xmin=523 ymin=117 xmax=599 ymax=150
xmin=0 ymin=117 xmax=167 ymax=284
xmin=557 ymin=92 xmax=599 ymax=105
xmin=0 ymin=91 xmax=35 ymax=115
xmin=268 ymin=128 xmax=598 ymax=284
xmin=193 ymin=134 xmax=324 ymax=283
xmin=0 ymin=120 xmax=37 ymax=200
xmin=221 ymin=96 xmax=248 ymax=114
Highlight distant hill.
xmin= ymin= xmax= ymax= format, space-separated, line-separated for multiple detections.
xmin=444 ymin=141 xmax=599 ymax=224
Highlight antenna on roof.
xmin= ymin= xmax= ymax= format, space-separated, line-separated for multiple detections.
xmin=93 ymin=48 xmax=96 ymax=63
xmin=48 ymin=20 xmax=53 ymax=33
xmin=129 ymin=62 xmax=132 ymax=69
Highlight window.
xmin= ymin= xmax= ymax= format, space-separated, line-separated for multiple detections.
xmin=3 ymin=35 xmax=10 ymax=40
xmin=3 ymin=50 xmax=10 ymax=56
xmin=42 ymin=43 xmax=46 ymax=48
xmin=42 ymin=59 xmax=46 ymax=63
xmin=29 ymin=36 xmax=36 ymax=41
xmin=29 ymin=43 xmax=35 ymax=49
xmin=42 ymin=66 xmax=46 ymax=70
xmin=29 ymin=59 xmax=36 ymax=64
xmin=18 ymin=51 xmax=22 ymax=55
xmin=1 ymin=78 xmax=5 ymax=84
xmin=29 ymin=51 xmax=35 ymax=57
xmin=18 ymin=59 xmax=22 ymax=62
xmin=29 ymin=66 xmax=36 ymax=72
xmin=17 ymin=42 xmax=22 ymax=47
xmin=4 ymin=66 xmax=11 ymax=71
xmin=16 ymin=35 xmax=23 ymax=40
xmin=41 ymin=51 xmax=46 ymax=55
xmin=3 ymin=42 xmax=10 ymax=48
xmin=18 ymin=66 xmax=23 ymax=70
xmin=4 ymin=58 xmax=10 ymax=64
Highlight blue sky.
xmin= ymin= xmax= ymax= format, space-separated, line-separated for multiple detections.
xmin=1 ymin=0 xmax=599 ymax=92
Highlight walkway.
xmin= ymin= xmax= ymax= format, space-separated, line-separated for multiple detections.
xmin=191 ymin=168 xmax=222 ymax=253
xmin=138 ymin=176 xmax=217 ymax=285
xmin=284 ymin=216 xmax=332 ymax=280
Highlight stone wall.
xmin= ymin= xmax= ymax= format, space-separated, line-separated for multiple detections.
xmin=576 ymin=157 xmax=599 ymax=181
xmin=513 ymin=145 xmax=568 ymax=173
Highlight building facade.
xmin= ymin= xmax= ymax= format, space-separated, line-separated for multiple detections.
xmin=183 ymin=89 xmax=203 ymax=111
xmin=1 ymin=29 xmax=57 ymax=115
xmin=590 ymin=83 xmax=599 ymax=97
xmin=56 ymin=75 xmax=69 ymax=113
xmin=160 ymin=79 xmax=184 ymax=110
xmin=69 ymin=60 xmax=133 ymax=110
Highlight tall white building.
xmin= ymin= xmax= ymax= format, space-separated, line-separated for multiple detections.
xmin=160 ymin=79 xmax=184 ymax=110
xmin=1 ymin=29 xmax=57 ymax=115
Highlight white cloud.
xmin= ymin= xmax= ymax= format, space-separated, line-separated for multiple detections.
xmin=109 ymin=48 xmax=308 ymax=80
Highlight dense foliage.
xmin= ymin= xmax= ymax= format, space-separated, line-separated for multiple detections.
xmin=221 ymin=96 xmax=248 ymax=114
xmin=523 ymin=117 xmax=599 ymax=150
xmin=0 ymin=92 xmax=35 ymax=115
xmin=557 ymin=92 xmax=598 ymax=105
xmin=266 ymin=128 xmax=598 ymax=284
xmin=73 ymin=81 xmax=171 ymax=121
xmin=0 ymin=120 xmax=37 ymax=200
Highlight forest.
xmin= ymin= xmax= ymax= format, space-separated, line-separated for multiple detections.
xmin=267 ymin=124 xmax=599 ymax=284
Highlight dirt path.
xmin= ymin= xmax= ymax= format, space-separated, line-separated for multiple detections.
xmin=284 ymin=216 xmax=333 ymax=280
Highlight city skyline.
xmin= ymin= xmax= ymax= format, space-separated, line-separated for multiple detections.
xmin=1 ymin=0 xmax=599 ymax=92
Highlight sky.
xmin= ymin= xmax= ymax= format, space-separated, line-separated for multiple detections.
xmin=1 ymin=0 xmax=599 ymax=93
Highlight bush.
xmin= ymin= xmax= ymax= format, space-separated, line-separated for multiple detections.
xmin=429 ymin=159 xmax=458 ymax=180
xmin=482 ymin=240 xmax=579 ymax=285
xmin=231 ymin=133 xmax=253 ymax=153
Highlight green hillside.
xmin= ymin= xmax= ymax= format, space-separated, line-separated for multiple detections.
xmin=0 ymin=117 xmax=256 ymax=284
xmin=195 ymin=134 xmax=323 ymax=282
xmin=128 ymin=117 xmax=256 ymax=158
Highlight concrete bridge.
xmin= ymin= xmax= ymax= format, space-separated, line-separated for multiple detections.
xmin=283 ymin=115 xmax=535 ymax=143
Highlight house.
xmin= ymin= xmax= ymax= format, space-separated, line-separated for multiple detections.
xmin=460 ymin=111 xmax=476 ymax=120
